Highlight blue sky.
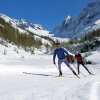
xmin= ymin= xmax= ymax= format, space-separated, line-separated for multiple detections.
xmin=0 ymin=0 xmax=89 ymax=30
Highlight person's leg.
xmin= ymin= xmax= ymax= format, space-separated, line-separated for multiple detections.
xmin=58 ymin=60 xmax=63 ymax=76
xmin=77 ymin=63 xmax=80 ymax=75
xmin=81 ymin=63 xmax=92 ymax=74
xmin=64 ymin=59 xmax=79 ymax=78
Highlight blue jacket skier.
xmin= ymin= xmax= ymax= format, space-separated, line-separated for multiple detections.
xmin=53 ymin=42 xmax=79 ymax=78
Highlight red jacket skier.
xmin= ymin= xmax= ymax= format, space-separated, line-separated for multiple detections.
xmin=75 ymin=52 xmax=92 ymax=75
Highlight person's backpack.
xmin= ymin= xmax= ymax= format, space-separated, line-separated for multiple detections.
xmin=66 ymin=55 xmax=75 ymax=63
xmin=75 ymin=53 xmax=83 ymax=63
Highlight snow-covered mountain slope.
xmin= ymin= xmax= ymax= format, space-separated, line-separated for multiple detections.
xmin=53 ymin=0 xmax=100 ymax=38
xmin=0 ymin=13 xmax=56 ymax=51
xmin=0 ymin=13 xmax=70 ymax=47
xmin=16 ymin=19 xmax=53 ymax=37
xmin=0 ymin=13 xmax=27 ymax=33
xmin=0 ymin=13 xmax=54 ymax=37
xmin=0 ymin=38 xmax=49 ymax=59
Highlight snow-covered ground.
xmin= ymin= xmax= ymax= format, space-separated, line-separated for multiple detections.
xmin=0 ymin=43 xmax=100 ymax=100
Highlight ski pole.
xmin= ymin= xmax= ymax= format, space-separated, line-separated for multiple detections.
xmin=72 ymin=63 xmax=86 ymax=77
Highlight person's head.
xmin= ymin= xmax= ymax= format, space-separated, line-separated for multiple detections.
xmin=54 ymin=41 xmax=61 ymax=48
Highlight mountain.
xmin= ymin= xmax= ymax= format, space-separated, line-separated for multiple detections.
xmin=0 ymin=13 xmax=53 ymax=37
xmin=53 ymin=0 xmax=100 ymax=39
xmin=0 ymin=13 xmax=57 ymax=54
xmin=0 ymin=13 xmax=70 ymax=44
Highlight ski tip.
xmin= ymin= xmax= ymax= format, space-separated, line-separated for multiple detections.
xmin=90 ymin=73 xmax=95 ymax=75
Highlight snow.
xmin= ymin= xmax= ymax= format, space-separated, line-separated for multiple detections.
xmin=0 ymin=13 xmax=27 ymax=33
xmin=86 ymin=51 xmax=100 ymax=64
xmin=64 ymin=16 xmax=71 ymax=24
xmin=12 ymin=24 xmax=27 ymax=34
xmin=95 ymin=19 xmax=100 ymax=25
xmin=0 ymin=13 xmax=52 ymax=37
xmin=0 ymin=41 xmax=100 ymax=100
xmin=52 ymin=37 xmax=70 ymax=42
xmin=26 ymin=26 xmax=51 ymax=37
xmin=0 ymin=13 xmax=12 ymax=23
xmin=0 ymin=24 xmax=4 ymax=28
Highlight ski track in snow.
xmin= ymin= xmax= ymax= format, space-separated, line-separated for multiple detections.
xmin=0 ymin=54 xmax=100 ymax=100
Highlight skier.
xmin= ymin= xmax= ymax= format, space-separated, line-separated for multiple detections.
xmin=53 ymin=41 xmax=79 ymax=78
xmin=75 ymin=52 xmax=93 ymax=75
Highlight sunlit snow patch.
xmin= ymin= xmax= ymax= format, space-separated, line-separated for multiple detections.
xmin=90 ymin=82 xmax=100 ymax=100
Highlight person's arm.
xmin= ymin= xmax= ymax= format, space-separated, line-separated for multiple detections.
xmin=53 ymin=50 xmax=56 ymax=64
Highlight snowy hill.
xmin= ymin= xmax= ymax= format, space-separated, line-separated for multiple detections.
xmin=0 ymin=13 xmax=53 ymax=37
xmin=0 ymin=13 xmax=57 ymax=54
xmin=16 ymin=19 xmax=52 ymax=37
xmin=0 ymin=47 xmax=100 ymax=100
xmin=0 ymin=13 xmax=70 ymax=48
xmin=0 ymin=13 xmax=26 ymax=33
xmin=0 ymin=13 xmax=72 ymax=56
xmin=53 ymin=0 xmax=100 ymax=38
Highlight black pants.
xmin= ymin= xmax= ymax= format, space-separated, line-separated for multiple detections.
xmin=77 ymin=62 xmax=91 ymax=74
